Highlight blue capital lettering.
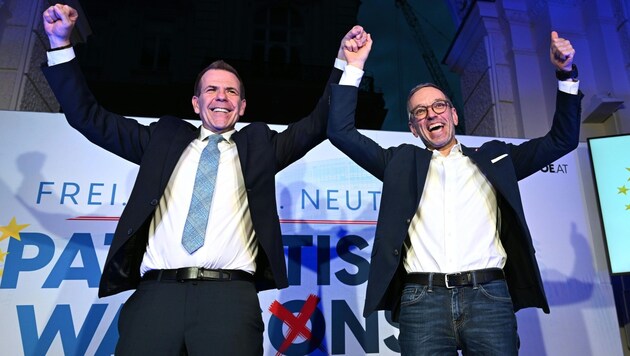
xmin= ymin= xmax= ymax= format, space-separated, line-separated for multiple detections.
xmin=0 ymin=233 xmax=54 ymax=289
xmin=283 ymin=235 xmax=313 ymax=285
xmin=95 ymin=304 xmax=122 ymax=355
xmin=331 ymin=300 xmax=379 ymax=354
xmin=61 ymin=182 xmax=80 ymax=204
xmin=18 ymin=304 xmax=107 ymax=356
xmin=43 ymin=233 xmax=101 ymax=288
xmin=87 ymin=183 xmax=105 ymax=205
xmin=335 ymin=235 xmax=370 ymax=286
xmin=36 ymin=182 xmax=54 ymax=204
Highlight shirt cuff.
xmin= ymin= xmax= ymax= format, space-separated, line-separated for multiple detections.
xmin=339 ymin=64 xmax=364 ymax=87
xmin=334 ymin=58 xmax=347 ymax=71
xmin=47 ymin=47 xmax=76 ymax=66
xmin=558 ymin=80 xmax=579 ymax=95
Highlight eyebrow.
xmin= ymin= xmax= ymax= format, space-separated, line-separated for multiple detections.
xmin=203 ymin=85 xmax=240 ymax=93
xmin=409 ymin=99 xmax=448 ymax=111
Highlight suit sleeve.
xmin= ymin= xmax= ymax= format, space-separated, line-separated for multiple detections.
xmin=41 ymin=59 xmax=153 ymax=165
xmin=270 ymin=67 xmax=344 ymax=171
xmin=508 ymin=90 xmax=583 ymax=180
xmin=326 ymin=84 xmax=393 ymax=181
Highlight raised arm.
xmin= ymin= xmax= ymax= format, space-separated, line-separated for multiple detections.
xmin=41 ymin=4 xmax=155 ymax=164
xmin=509 ymin=31 xmax=582 ymax=180
xmin=327 ymin=33 xmax=396 ymax=181
xmin=271 ymin=26 xmax=368 ymax=171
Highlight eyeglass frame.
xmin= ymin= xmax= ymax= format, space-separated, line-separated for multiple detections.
xmin=408 ymin=99 xmax=453 ymax=122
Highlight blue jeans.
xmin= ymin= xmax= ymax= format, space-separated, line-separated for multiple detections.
xmin=398 ymin=279 xmax=519 ymax=355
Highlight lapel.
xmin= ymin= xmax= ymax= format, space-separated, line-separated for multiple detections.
xmin=414 ymin=147 xmax=432 ymax=205
xmin=461 ymin=144 xmax=497 ymax=182
xmin=160 ymin=124 xmax=199 ymax=189
xmin=461 ymin=144 xmax=512 ymax=203
xmin=232 ymin=129 xmax=248 ymax=170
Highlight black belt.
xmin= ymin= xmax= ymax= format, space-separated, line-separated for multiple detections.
xmin=405 ymin=268 xmax=504 ymax=288
xmin=143 ymin=267 xmax=254 ymax=283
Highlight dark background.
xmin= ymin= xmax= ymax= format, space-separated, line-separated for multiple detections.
xmin=69 ymin=0 xmax=391 ymax=129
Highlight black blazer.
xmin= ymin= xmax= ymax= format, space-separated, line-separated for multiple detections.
xmin=42 ymin=59 xmax=342 ymax=297
xmin=327 ymin=84 xmax=583 ymax=320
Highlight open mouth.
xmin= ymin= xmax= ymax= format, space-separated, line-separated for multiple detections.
xmin=428 ymin=123 xmax=444 ymax=132
xmin=211 ymin=107 xmax=230 ymax=113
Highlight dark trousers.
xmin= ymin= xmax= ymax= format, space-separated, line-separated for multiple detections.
xmin=398 ymin=280 xmax=519 ymax=355
xmin=115 ymin=278 xmax=264 ymax=356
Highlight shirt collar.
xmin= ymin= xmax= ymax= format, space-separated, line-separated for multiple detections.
xmin=430 ymin=141 xmax=462 ymax=159
xmin=199 ymin=126 xmax=236 ymax=143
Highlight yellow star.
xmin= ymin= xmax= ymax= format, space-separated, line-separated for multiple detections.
xmin=0 ymin=217 xmax=30 ymax=242
xmin=0 ymin=249 xmax=7 ymax=262
xmin=626 ymin=204 xmax=630 ymax=211
xmin=619 ymin=186 xmax=629 ymax=195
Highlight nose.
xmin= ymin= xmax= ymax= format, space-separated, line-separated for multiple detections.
xmin=425 ymin=111 xmax=437 ymax=120
xmin=215 ymin=89 xmax=227 ymax=101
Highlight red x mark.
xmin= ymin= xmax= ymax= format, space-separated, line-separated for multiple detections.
xmin=269 ymin=294 xmax=320 ymax=355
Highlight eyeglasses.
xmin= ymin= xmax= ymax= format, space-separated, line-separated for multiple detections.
xmin=409 ymin=100 xmax=451 ymax=121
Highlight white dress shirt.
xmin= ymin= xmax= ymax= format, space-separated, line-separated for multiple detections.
xmin=340 ymin=63 xmax=579 ymax=274
xmin=141 ymin=128 xmax=258 ymax=274
xmin=404 ymin=143 xmax=505 ymax=273
xmin=48 ymin=48 xmax=348 ymax=275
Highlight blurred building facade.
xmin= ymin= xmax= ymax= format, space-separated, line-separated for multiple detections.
xmin=0 ymin=0 xmax=386 ymax=129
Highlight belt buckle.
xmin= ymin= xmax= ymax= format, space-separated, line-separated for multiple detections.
xmin=176 ymin=267 xmax=200 ymax=282
xmin=444 ymin=273 xmax=454 ymax=289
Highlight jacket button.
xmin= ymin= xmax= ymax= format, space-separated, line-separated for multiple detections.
xmin=127 ymin=228 xmax=133 ymax=235
xmin=393 ymin=249 xmax=399 ymax=256
xmin=150 ymin=199 xmax=158 ymax=206
xmin=406 ymin=218 xmax=411 ymax=224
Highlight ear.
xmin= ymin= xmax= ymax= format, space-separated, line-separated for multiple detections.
xmin=451 ymin=107 xmax=459 ymax=126
xmin=239 ymin=99 xmax=247 ymax=116
xmin=192 ymin=96 xmax=200 ymax=114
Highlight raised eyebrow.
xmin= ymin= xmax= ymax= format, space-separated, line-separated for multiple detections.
xmin=410 ymin=104 xmax=428 ymax=112
xmin=411 ymin=99 xmax=448 ymax=109
xmin=202 ymin=85 xmax=239 ymax=94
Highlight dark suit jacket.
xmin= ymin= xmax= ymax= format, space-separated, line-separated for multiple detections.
xmin=42 ymin=59 xmax=342 ymax=297
xmin=327 ymin=84 xmax=583 ymax=319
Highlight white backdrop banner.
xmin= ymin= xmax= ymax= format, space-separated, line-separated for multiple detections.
xmin=0 ymin=110 xmax=623 ymax=355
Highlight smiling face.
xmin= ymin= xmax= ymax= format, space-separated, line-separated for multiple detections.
xmin=407 ymin=85 xmax=458 ymax=155
xmin=192 ymin=68 xmax=246 ymax=133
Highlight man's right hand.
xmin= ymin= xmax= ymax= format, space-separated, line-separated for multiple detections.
xmin=344 ymin=33 xmax=372 ymax=70
xmin=42 ymin=4 xmax=78 ymax=48
xmin=338 ymin=26 xmax=367 ymax=61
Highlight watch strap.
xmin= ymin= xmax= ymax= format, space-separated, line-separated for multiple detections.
xmin=556 ymin=64 xmax=578 ymax=81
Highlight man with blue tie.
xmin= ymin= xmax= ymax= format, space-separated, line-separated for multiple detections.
xmin=41 ymin=3 xmax=367 ymax=355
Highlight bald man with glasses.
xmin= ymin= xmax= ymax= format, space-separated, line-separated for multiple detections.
xmin=328 ymin=31 xmax=582 ymax=355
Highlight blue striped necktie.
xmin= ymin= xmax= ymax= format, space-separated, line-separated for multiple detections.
xmin=181 ymin=134 xmax=223 ymax=254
